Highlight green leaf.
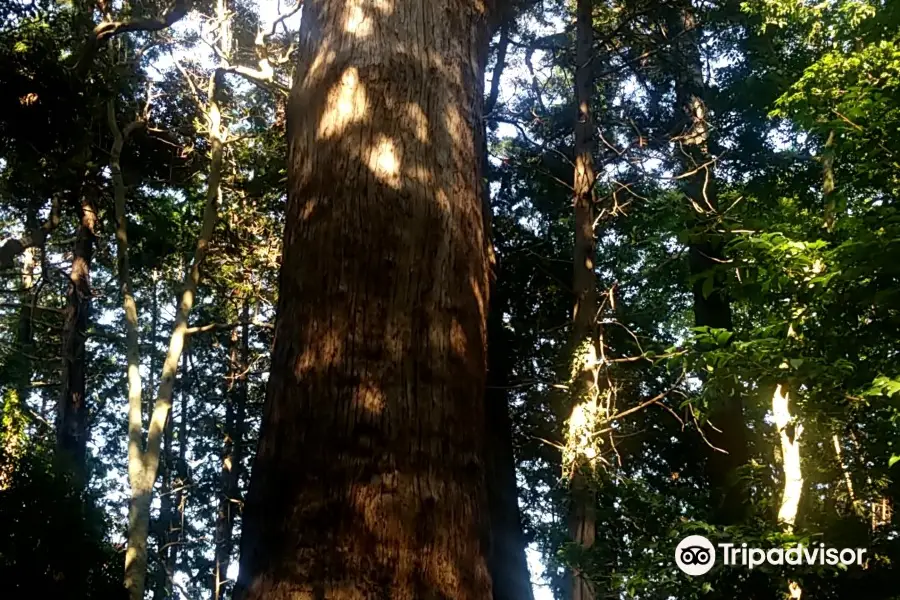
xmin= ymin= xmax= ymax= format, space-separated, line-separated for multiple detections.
xmin=889 ymin=455 xmax=900 ymax=468
xmin=715 ymin=330 xmax=733 ymax=346
xmin=701 ymin=276 xmax=715 ymax=299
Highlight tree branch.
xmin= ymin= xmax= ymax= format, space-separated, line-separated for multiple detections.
xmin=0 ymin=198 xmax=60 ymax=269
xmin=93 ymin=0 xmax=190 ymax=43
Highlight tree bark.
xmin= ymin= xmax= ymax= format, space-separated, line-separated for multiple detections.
xmin=667 ymin=0 xmax=750 ymax=526
xmin=566 ymin=0 xmax=599 ymax=598
xmin=57 ymin=187 xmax=98 ymax=483
xmin=235 ymin=0 xmax=496 ymax=598
xmin=214 ymin=301 xmax=248 ymax=600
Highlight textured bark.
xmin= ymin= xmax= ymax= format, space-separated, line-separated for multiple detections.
xmin=667 ymin=0 xmax=749 ymax=526
xmin=57 ymin=188 xmax=98 ymax=483
xmin=567 ymin=0 xmax=598 ymax=598
xmin=214 ymin=304 xmax=248 ymax=600
xmin=235 ymin=0 xmax=496 ymax=598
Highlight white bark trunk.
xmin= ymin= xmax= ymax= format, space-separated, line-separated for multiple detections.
xmin=772 ymin=384 xmax=803 ymax=530
xmin=110 ymin=82 xmax=225 ymax=599
xmin=772 ymin=384 xmax=804 ymax=600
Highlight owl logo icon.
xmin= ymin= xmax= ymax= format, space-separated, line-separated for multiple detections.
xmin=675 ymin=535 xmax=716 ymax=575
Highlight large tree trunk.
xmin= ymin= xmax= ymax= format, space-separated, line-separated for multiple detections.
xmin=214 ymin=302 xmax=248 ymax=600
xmin=57 ymin=188 xmax=98 ymax=483
xmin=234 ymin=1 xmax=496 ymax=598
xmin=667 ymin=0 xmax=749 ymax=526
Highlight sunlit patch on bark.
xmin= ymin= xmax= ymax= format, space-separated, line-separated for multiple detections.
xmin=450 ymin=318 xmax=467 ymax=358
xmin=317 ymin=67 xmax=369 ymax=139
xmin=307 ymin=47 xmax=336 ymax=86
xmin=344 ymin=0 xmax=395 ymax=38
xmin=299 ymin=199 xmax=317 ymax=221
xmin=294 ymin=329 xmax=344 ymax=379
xmin=356 ymin=380 xmax=385 ymax=413
xmin=367 ymin=136 xmax=401 ymax=188
xmin=407 ymin=164 xmax=433 ymax=185
xmin=443 ymin=103 xmax=470 ymax=148
xmin=406 ymin=102 xmax=429 ymax=142
xmin=345 ymin=0 xmax=372 ymax=36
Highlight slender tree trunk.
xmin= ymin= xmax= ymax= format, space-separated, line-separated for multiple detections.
xmin=152 ymin=275 xmax=166 ymax=598
xmin=0 ymin=219 xmax=39 ymax=488
xmin=565 ymin=0 xmax=599 ymax=599
xmin=214 ymin=301 xmax=248 ymax=600
xmin=110 ymin=85 xmax=223 ymax=599
xmin=14 ymin=210 xmax=39 ymax=402
xmin=169 ymin=348 xmax=191 ymax=593
xmin=772 ymin=384 xmax=803 ymax=599
xmin=57 ymin=188 xmax=98 ymax=483
xmin=154 ymin=412 xmax=174 ymax=600
xmin=481 ymin=18 xmax=534 ymax=600
xmin=485 ymin=282 xmax=535 ymax=600
xmin=832 ymin=433 xmax=862 ymax=515
xmin=235 ymin=0 xmax=496 ymax=597
xmin=772 ymin=384 xmax=803 ymax=529
xmin=151 ymin=273 xmax=176 ymax=600
xmin=667 ymin=0 xmax=749 ymax=526
xmin=822 ymin=130 xmax=837 ymax=232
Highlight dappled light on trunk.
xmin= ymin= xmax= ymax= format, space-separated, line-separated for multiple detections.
xmin=235 ymin=0 xmax=496 ymax=598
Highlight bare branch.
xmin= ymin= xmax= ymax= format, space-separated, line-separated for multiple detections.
xmin=93 ymin=0 xmax=190 ymax=43
xmin=0 ymin=198 xmax=60 ymax=269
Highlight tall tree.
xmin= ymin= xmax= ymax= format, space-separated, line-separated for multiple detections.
xmin=485 ymin=273 xmax=536 ymax=600
xmin=482 ymin=16 xmax=536 ymax=600
xmin=57 ymin=182 xmax=98 ymax=483
xmin=565 ymin=0 xmax=599 ymax=598
xmin=666 ymin=0 xmax=749 ymax=526
xmin=235 ymin=0 xmax=500 ymax=597
xmin=214 ymin=300 xmax=248 ymax=600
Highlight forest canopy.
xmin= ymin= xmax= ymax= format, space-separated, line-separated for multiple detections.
xmin=0 ymin=0 xmax=898 ymax=598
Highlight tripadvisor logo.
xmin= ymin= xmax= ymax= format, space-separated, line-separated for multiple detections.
xmin=675 ymin=535 xmax=716 ymax=575
xmin=675 ymin=535 xmax=867 ymax=576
